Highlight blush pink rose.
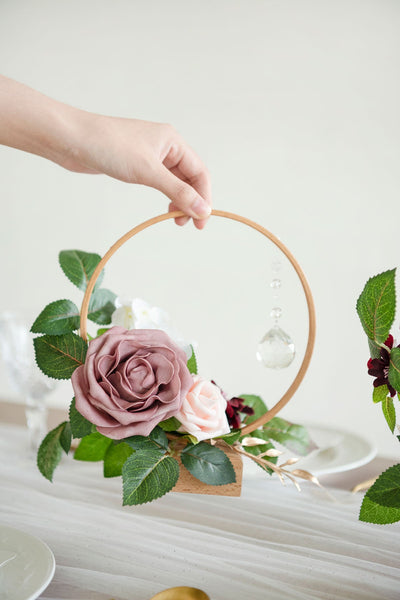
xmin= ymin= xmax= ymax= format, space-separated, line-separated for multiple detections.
xmin=177 ymin=375 xmax=231 ymax=441
xmin=71 ymin=326 xmax=193 ymax=439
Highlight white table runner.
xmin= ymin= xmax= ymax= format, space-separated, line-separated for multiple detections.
xmin=0 ymin=424 xmax=398 ymax=599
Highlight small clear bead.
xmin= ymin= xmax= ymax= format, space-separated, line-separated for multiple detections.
xmin=271 ymin=258 xmax=282 ymax=273
xmin=270 ymin=307 xmax=282 ymax=320
xmin=270 ymin=278 xmax=281 ymax=290
xmin=256 ymin=326 xmax=296 ymax=369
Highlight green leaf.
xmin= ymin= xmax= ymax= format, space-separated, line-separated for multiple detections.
xmin=31 ymin=299 xmax=80 ymax=335
xmin=74 ymin=431 xmax=112 ymax=461
xmin=122 ymin=450 xmax=179 ymax=505
xmin=261 ymin=417 xmax=317 ymax=456
xmin=103 ymin=442 xmax=134 ymax=478
xmin=158 ymin=416 xmax=181 ymax=432
xmin=69 ymin=398 xmax=93 ymax=438
xmin=368 ymin=338 xmax=382 ymax=360
xmin=217 ymin=429 xmax=242 ymax=445
xmin=187 ymin=345 xmax=198 ymax=374
xmin=356 ymin=269 xmax=396 ymax=343
xmin=34 ymin=333 xmax=87 ymax=380
xmin=59 ymin=249 xmax=103 ymax=292
xmin=181 ymin=442 xmax=236 ymax=485
xmin=359 ymin=494 xmax=400 ymax=524
xmin=240 ymin=395 xmax=268 ymax=425
xmin=124 ymin=426 xmax=168 ymax=454
xmin=367 ymin=464 xmax=400 ymax=508
xmin=88 ymin=289 xmax=117 ymax=325
xmin=373 ymin=385 xmax=389 ymax=404
xmin=59 ymin=421 xmax=72 ymax=454
xmin=389 ymin=347 xmax=400 ymax=394
xmin=382 ymin=397 xmax=396 ymax=433
xmin=97 ymin=328 xmax=109 ymax=337
xmin=37 ymin=422 xmax=68 ymax=481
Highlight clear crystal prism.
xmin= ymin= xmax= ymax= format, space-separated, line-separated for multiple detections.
xmin=256 ymin=326 xmax=295 ymax=369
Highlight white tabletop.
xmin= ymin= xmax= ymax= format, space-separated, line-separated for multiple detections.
xmin=0 ymin=423 xmax=399 ymax=600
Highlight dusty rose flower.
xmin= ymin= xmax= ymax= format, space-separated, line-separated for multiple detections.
xmin=72 ymin=326 xmax=193 ymax=439
xmin=177 ymin=375 xmax=231 ymax=441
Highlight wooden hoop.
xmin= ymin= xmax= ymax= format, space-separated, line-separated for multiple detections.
xmin=79 ymin=210 xmax=316 ymax=436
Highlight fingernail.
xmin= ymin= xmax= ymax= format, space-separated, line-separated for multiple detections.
xmin=191 ymin=198 xmax=211 ymax=218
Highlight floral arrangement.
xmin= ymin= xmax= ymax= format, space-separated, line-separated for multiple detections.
xmin=357 ymin=269 xmax=400 ymax=524
xmin=32 ymin=249 xmax=316 ymax=505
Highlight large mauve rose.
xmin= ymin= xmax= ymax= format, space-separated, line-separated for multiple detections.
xmin=71 ymin=326 xmax=193 ymax=439
xmin=177 ymin=375 xmax=231 ymax=441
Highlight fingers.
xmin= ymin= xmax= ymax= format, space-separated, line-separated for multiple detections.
xmin=163 ymin=139 xmax=212 ymax=229
xmin=168 ymin=202 xmax=190 ymax=226
xmin=152 ymin=164 xmax=212 ymax=223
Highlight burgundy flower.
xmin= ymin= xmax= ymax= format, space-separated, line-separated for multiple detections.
xmin=367 ymin=334 xmax=398 ymax=397
xmin=211 ymin=381 xmax=255 ymax=429
xmin=226 ymin=397 xmax=254 ymax=429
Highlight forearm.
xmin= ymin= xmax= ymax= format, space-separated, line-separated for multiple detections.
xmin=0 ymin=75 xmax=85 ymax=169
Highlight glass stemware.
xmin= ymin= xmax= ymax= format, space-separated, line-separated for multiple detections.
xmin=0 ymin=312 xmax=56 ymax=454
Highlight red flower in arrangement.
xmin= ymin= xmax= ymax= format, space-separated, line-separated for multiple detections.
xmin=367 ymin=334 xmax=399 ymax=397
xmin=211 ymin=381 xmax=255 ymax=429
xmin=226 ymin=397 xmax=255 ymax=429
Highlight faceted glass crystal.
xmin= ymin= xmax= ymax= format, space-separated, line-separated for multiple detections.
xmin=256 ymin=326 xmax=296 ymax=369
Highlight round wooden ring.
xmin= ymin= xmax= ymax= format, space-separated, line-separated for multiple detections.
xmin=79 ymin=210 xmax=316 ymax=436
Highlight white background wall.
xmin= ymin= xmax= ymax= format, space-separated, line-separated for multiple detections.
xmin=1 ymin=0 xmax=399 ymax=456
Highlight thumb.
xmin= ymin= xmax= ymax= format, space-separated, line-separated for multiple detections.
xmin=152 ymin=166 xmax=211 ymax=219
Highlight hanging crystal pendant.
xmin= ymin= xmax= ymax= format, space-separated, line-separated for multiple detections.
xmin=256 ymin=325 xmax=296 ymax=369
xmin=257 ymin=259 xmax=295 ymax=368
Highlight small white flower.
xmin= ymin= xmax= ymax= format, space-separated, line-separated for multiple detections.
xmin=111 ymin=297 xmax=193 ymax=357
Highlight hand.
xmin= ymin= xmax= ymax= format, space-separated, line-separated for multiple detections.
xmin=0 ymin=75 xmax=212 ymax=228
xmin=67 ymin=115 xmax=212 ymax=229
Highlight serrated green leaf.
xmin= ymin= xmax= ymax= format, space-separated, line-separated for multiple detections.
xmin=74 ymin=431 xmax=112 ymax=461
xmin=356 ymin=269 xmax=396 ymax=343
xmin=37 ymin=422 xmax=68 ymax=481
xmin=69 ymin=398 xmax=93 ymax=438
xmin=103 ymin=442 xmax=134 ymax=478
xmin=373 ymin=385 xmax=389 ymax=404
xmin=88 ymin=289 xmax=117 ymax=325
xmin=34 ymin=333 xmax=87 ymax=380
xmin=389 ymin=347 xmax=400 ymax=394
xmin=240 ymin=395 xmax=268 ymax=425
xmin=124 ymin=426 xmax=168 ymax=453
xmin=59 ymin=249 xmax=103 ymax=292
xmin=261 ymin=417 xmax=317 ymax=456
xmin=368 ymin=338 xmax=382 ymax=360
xmin=367 ymin=464 xmax=400 ymax=508
xmin=59 ymin=421 xmax=72 ymax=454
xmin=31 ymin=299 xmax=80 ymax=335
xmin=122 ymin=450 xmax=179 ymax=505
xmin=187 ymin=345 xmax=198 ymax=374
xmin=158 ymin=416 xmax=181 ymax=432
xmin=181 ymin=442 xmax=236 ymax=485
xmin=359 ymin=494 xmax=400 ymax=524
xmin=382 ymin=397 xmax=396 ymax=433
xmin=217 ymin=429 xmax=242 ymax=445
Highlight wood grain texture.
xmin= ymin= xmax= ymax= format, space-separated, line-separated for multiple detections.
xmin=172 ymin=441 xmax=243 ymax=497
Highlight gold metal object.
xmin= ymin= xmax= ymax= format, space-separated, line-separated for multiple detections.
xmin=149 ymin=587 xmax=210 ymax=600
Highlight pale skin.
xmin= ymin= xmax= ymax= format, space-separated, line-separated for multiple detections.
xmin=0 ymin=75 xmax=212 ymax=228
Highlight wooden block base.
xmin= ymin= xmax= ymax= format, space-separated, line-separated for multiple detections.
xmin=172 ymin=441 xmax=243 ymax=497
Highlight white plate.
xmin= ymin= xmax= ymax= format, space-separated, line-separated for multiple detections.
xmin=243 ymin=424 xmax=377 ymax=479
xmin=0 ymin=525 xmax=55 ymax=600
